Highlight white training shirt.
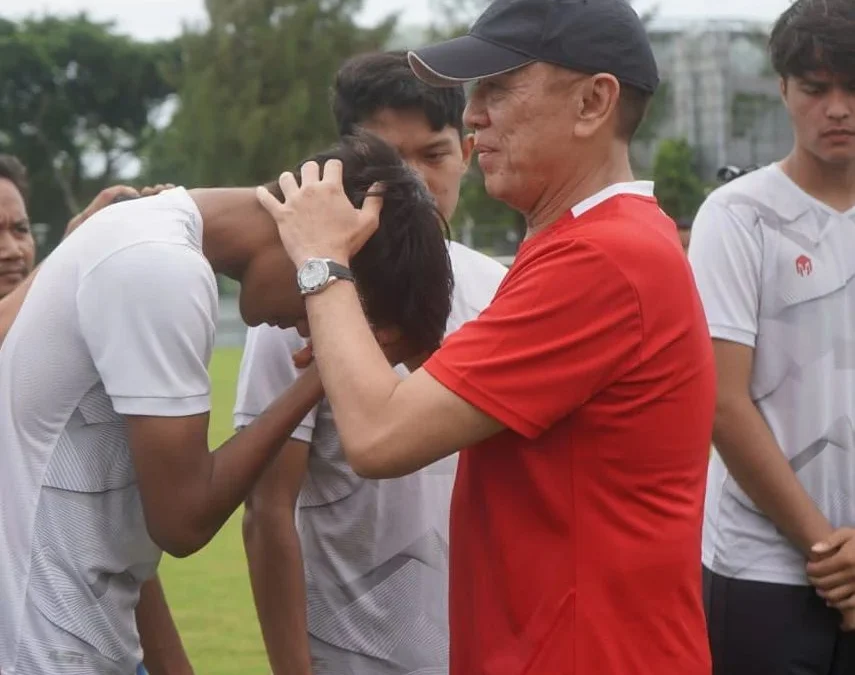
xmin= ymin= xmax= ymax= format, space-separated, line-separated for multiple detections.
xmin=689 ymin=163 xmax=855 ymax=585
xmin=0 ymin=188 xmax=217 ymax=674
xmin=234 ymin=241 xmax=507 ymax=675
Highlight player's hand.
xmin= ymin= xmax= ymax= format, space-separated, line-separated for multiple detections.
xmin=256 ymin=160 xmax=383 ymax=268
xmin=140 ymin=184 xmax=175 ymax=197
xmin=64 ymin=183 xmax=175 ymax=237
xmin=808 ymin=528 xmax=855 ymax=626
xmin=292 ymin=342 xmax=314 ymax=370
xmin=65 ymin=185 xmax=139 ymax=237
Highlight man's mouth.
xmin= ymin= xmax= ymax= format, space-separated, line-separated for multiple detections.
xmin=0 ymin=268 xmax=26 ymax=281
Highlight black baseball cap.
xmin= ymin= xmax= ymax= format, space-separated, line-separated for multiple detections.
xmin=408 ymin=0 xmax=659 ymax=94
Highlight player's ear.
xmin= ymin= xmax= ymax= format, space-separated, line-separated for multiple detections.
xmin=374 ymin=325 xmax=402 ymax=346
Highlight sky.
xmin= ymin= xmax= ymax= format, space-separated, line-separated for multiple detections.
xmin=7 ymin=0 xmax=796 ymax=42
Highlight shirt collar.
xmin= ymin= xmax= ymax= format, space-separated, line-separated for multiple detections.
xmin=570 ymin=181 xmax=655 ymax=218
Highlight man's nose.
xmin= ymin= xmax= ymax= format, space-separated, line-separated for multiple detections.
xmin=0 ymin=229 xmax=23 ymax=261
xmin=826 ymin=87 xmax=853 ymax=121
xmin=463 ymin=92 xmax=488 ymax=131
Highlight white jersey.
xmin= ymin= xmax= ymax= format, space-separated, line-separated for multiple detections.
xmin=689 ymin=163 xmax=855 ymax=585
xmin=234 ymin=241 xmax=507 ymax=675
xmin=0 ymin=189 xmax=217 ymax=674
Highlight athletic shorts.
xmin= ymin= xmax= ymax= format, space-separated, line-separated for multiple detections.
xmin=703 ymin=566 xmax=855 ymax=675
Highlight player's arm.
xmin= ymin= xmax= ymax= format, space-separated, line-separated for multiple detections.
xmin=77 ymin=243 xmax=324 ymax=558
xmin=236 ymin=326 xmax=315 ymax=675
xmin=688 ymin=200 xmax=834 ymax=555
xmin=711 ymin=340 xmax=833 ymax=553
xmin=136 ymin=576 xmax=194 ymax=675
xmin=126 ymin=380 xmax=322 ymax=558
xmin=244 ymin=440 xmax=312 ymax=675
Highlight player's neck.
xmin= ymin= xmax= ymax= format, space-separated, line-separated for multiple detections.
xmin=781 ymin=148 xmax=855 ymax=213
xmin=189 ymin=188 xmax=277 ymax=280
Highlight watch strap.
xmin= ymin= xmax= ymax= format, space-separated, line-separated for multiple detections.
xmin=325 ymin=260 xmax=354 ymax=282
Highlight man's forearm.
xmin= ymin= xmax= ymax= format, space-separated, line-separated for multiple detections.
xmin=244 ymin=511 xmax=312 ymax=675
xmin=305 ymin=281 xmax=405 ymax=453
xmin=714 ymin=397 xmax=833 ymax=556
xmin=0 ymin=266 xmax=39 ymax=345
xmin=136 ymin=576 xmax=193 ymax=675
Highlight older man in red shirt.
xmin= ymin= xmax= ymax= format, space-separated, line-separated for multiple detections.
xmin=256 ymin=1 xmax=716 ymax=673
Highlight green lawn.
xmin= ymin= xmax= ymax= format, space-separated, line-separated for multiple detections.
xmin=158 ymin=347 xmax=269 ymax=674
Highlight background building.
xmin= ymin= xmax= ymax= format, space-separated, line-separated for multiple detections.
xmin=634 ymin=18 xmax=792 ymax=180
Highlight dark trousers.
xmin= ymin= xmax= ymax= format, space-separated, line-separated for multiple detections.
xmin=703 ymin=566 xmax=855 ymax=675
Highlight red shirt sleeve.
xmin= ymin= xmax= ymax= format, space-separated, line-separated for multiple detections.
xmin=424 ymin=236 xmax=643 ymax=439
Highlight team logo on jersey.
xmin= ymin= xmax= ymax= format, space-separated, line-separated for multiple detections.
xmin=796 ymin=254 xmax=813 ymax=277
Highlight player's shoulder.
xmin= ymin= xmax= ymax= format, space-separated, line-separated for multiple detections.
xmin=699 ymin=164 xmax=803 ymax=231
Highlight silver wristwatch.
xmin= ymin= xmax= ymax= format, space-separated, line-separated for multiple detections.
xmin=296 ymin=258 xmax=355 ymax=296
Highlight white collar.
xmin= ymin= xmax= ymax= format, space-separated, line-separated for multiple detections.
xmin=570 ymin=181 xmax=655 ymax=218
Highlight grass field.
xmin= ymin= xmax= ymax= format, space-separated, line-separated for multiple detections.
xmin=158 ymin=346 xmax=269 ymax=674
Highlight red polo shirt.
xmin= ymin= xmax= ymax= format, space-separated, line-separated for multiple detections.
xmin=424 ymin=185 xmax=714 ymax=675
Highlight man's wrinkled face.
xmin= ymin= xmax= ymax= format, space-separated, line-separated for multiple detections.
xmin=0 ymin=178 xmax=35 ymax=299
xmin=783 ymin=71 xmax=855 ymax=166
xmin=359 ymin=108 xmax=472 ymax=223
xmin=462 ymin=63 xmax=583 ymax=214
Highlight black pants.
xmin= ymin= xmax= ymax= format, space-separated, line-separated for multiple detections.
xmin=703 ymin=566 xmax=855 ymax=675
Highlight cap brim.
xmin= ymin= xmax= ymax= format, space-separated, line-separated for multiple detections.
xmin=408 ymin=35 xmax=534 ymax=88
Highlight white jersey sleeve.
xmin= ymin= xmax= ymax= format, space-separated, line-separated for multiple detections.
xmin=76 ymin=241 xmax=217 ymax=417
xmin=234 ymin=324 xmax=318 ymax=443
xmin=688 ymin=197 xmax=763 ymax=348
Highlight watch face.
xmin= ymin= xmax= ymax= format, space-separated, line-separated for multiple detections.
xmin=299 ymin=259 xmax=329 ymax=290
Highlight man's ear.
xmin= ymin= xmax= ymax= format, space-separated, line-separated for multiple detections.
xmin=461 ymin=133 xmax=475 ymax=170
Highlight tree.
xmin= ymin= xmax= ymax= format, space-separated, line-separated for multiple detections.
xmin=142 ymin=0 xmax=396 ymax=188
xmin=0 ymin=15 xmax=177 ymax=255
xmin=652 ymin=138 xmax=707 ymax=222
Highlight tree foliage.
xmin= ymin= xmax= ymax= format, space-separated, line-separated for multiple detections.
xmin=0 ymin=15 xmax=176 ymax=253
xmin=142 ymin=0 xmax=396 ymax=188
xmin=652 ymin=138 xmax=707 ymax=222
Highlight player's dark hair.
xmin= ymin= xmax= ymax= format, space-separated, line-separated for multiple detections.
xmin=265 ymin=131 xmax=453 ymax=353
xmin=0 ymin=154 xmax=29 ymax=202
xmin=332 ymin=50 xmax=466 ymax=138
xmin=769 ymin=0 xmax=855 ymax=80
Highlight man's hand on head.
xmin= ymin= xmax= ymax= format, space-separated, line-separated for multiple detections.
xmin=255 ymin=159 xmax=384 ymax=267
xmin=64 ymin=183 xmax=176 ymax=238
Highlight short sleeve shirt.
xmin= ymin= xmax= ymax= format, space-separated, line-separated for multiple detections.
xmin=424 ymin=183 xmax=716 ymax=675
xmin=0 ymin=189 xmax=217 ymax=675
xmin=690 ymin=164 xmax=855 ymax=585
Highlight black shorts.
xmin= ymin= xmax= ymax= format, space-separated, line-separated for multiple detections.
xmin=703 ymin=566 xmax=855 ymax=675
